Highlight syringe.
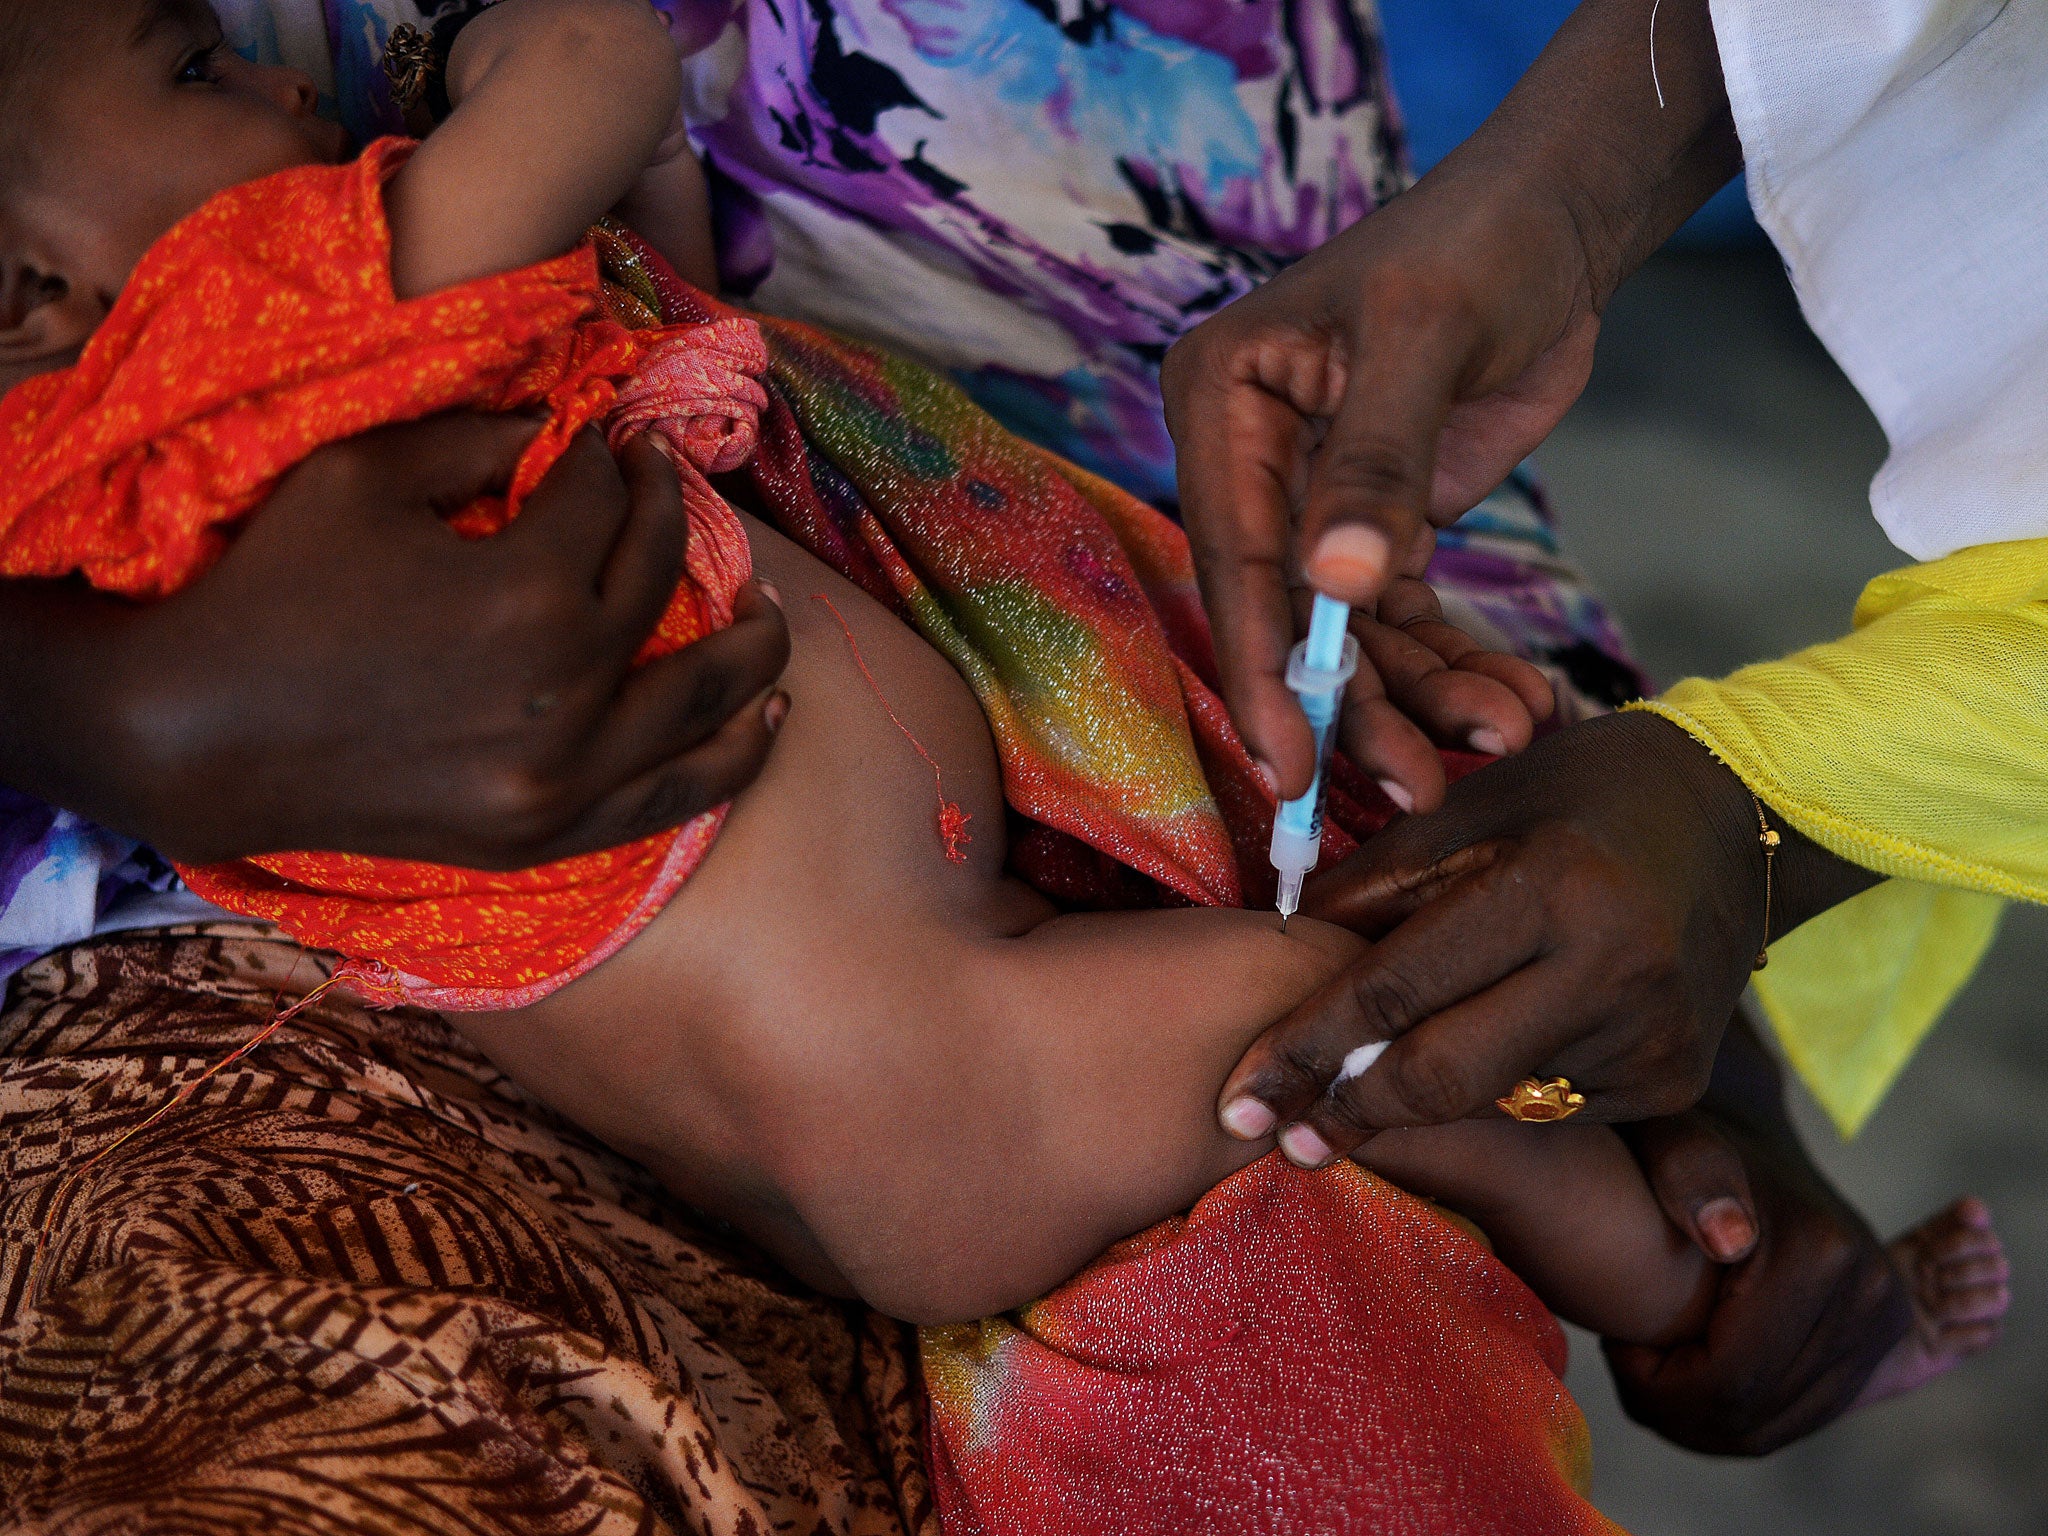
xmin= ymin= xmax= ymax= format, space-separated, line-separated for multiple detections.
xmin=1269 ymin=593 xmax=1358 ymax=929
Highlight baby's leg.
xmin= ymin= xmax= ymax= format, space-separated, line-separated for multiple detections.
xmin=1358 ymin=1120 xmax=1711 ymax=1346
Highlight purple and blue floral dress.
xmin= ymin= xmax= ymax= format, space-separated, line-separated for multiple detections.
xmin=0 ymin=0 xmax=1642 ymax=986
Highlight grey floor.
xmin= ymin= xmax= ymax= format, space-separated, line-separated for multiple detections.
xmin=1536 ymin=250 xmax=2048 ymax=1535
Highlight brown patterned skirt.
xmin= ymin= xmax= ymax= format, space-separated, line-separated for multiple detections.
xmin=0 ymin=927 xmax=936 ymax=1535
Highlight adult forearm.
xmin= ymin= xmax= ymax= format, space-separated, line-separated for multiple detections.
xmin=1452 ymin=0 xmax=1742 ymax=308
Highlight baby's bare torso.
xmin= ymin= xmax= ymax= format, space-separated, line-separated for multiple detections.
xmin=458 ymin=513 xmax=1360 ymax=1317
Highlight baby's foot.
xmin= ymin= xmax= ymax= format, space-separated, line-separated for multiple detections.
xmin=1854 ymin=1196 xmax=2009 ymax=1409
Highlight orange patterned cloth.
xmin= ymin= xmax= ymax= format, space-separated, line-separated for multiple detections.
xmin=0 ymin=140 xmax=761 ymax=1009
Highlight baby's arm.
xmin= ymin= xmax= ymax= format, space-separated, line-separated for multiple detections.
xmin=383 ymin=0 xmax=682 ymax=298
xmin=612 ymin=112 xmax=719 ymax=291
xmin=959 ymin=909 xmax=1712 ymax=1343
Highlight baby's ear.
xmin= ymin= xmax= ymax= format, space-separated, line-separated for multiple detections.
xmin=0 ymin=247 xmax=103 ymax=385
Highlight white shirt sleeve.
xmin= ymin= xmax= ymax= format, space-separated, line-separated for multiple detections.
xmin=1709 ymin=0 xmax=2048 ymax=559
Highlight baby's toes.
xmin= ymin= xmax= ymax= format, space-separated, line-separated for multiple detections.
xmin=1936 ymin=1244 xmax=2009 ymax=1292
xmin=1856 ymin=1199 xmax=2008 ymax=1411
xmin=1912 ymin=1198 xmax=2011 ymax=1341
xmin=1933 ymin=1266 xmax=2011 ymax=1333
xmin=1912 ymin=1196 xmax=1999 ymax=1260
xmin=1932 ymin=1320 xmax=2002 ymax=1358
xmin=1925 ymin=1194 xmax=1993 ymax=1243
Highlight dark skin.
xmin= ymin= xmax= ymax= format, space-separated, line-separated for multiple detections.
xmin=1163 ymin=0 xmax=1908 ymax=1452
xmin=0 ymin=1 xmax=789 ymax=868
xmin=0 ymin=0 xmax=1910 ymax=1456
xmin=0 ymin=0 xmax=1525 ymax=865
xmin=1161 ymin=0 xmax=1742 ymax=804
xmin=1221 ymin=712 xmax=1880 ymax=1149
xmin=0 ymin=414 xmax=792 ymax=869
xmin=1615 ymin=1015 xmax=1913 ymax=1454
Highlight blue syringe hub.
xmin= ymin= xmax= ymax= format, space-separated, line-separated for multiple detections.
xmin=1270 ymin=594 xmax=1357 ymax=925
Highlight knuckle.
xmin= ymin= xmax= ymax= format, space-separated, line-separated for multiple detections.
xmin=1386 ymin=1044 xmax=1474 ymax=1125
xmin=1267 ymin=1035 xmax=1338 ymax=1101
xmin=1317 ymin=1081 xmax=1377 ymax=1138
xmin=1315 ymin=440 xmax=1422 ymax=505
xmin=680 ymin=660 xmax=741 ymax=726
xmin=625 ymin=768 xmax=709 ymax=839
xmin=472 ymin=763 xmax=575 ymax=852
xmin=1346 ymin=962 xmax=1427 ymax=1036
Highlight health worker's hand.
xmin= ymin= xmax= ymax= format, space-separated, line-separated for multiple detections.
xmin=1300 ymin=576 xmax=1556 ymax=814
xmin=1162 ymin=163 xmax=1599 ymax=810
xmin=1160 ymin=0 xmax=1740 ymax=809
xmin=0 ymin=413 xmax=790 ymax=870
xmin=1215 ymin=711 xmax=1879 ymax=1157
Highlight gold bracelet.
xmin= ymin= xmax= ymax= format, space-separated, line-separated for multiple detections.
xmin=1749 ymin=791 xmax=1781 ymax=970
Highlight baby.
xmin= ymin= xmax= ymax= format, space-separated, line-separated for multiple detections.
xmin=0 ymin=0 xmax=2004 ymax=1421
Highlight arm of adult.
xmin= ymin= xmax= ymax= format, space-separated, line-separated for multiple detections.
xmin=1161 ymin=0 xmax=1738 ymax=805
xmin=1215 ymin=711 xmax=1880 ymax=1157
xmin=1219 ymin=529 xmax=2048 ymax=1157
xmin=0 ymin=413 xmax=790 ymax=870
xmin=1612 ymin=1012 xmax=1910 ymax=1454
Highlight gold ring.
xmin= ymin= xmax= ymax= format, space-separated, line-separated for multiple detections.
xmin=1496 ymin=1077 xmax=1586 ymax=1123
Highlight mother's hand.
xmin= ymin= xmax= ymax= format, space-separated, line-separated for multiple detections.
xmin=0 ymin=413 xmax=790 ymax=869
xmin=1613 ymin=1019 xmax=1909 ymax=1453
xmin=1216 ymin=711 xmax=1879 ymax=1157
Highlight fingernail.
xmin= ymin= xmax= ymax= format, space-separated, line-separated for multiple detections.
xmin=1308 ymin=525 xmax=1392 ymax=600
xmin=764 ymin=692 xmax=790 ymax=732
xmin=757 ymin=579 xmax=783 ymax=607
xmin=1279 ymin=1122 xmax=1336 ymax=1168
xmin=1469 ymin=728 xmax=1508 ymax=757
xmin=1221 ymin=1097 xmax=1277 ymax=1140
xmin=1254 ymin=759 xmax=1281 ymax=797
xmin=1376 ymin=778 xmax=1415 ymax=814
xmin=1697 ymin=1197 xmax=1758 ymax=1262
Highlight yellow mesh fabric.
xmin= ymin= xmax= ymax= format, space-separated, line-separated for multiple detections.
xmin=1628 ymin=537 xmax=2048 ymax=1134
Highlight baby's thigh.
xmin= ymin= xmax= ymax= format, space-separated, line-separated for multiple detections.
xmin=698 ymin=905 xmax=1367 ymax=1321
xmin=975 ymin=909 xmax=1366 ymax=1245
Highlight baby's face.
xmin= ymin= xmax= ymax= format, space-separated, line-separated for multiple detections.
xmin=2 ymin=0 xmax=350 ymax=384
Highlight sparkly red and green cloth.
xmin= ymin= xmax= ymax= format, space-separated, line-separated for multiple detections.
xmin=0 ymin=142 xmax=1616 ymax=1533
xmin=707 ymin=280 xmax=1619 ymax=1536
